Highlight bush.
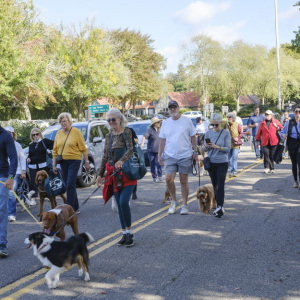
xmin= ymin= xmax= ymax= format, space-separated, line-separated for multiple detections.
xmin=179 ymin=108 xmax=192 ymax=114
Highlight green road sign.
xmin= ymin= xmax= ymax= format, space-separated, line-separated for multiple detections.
xmin=88 ymin=104 xmax=109 ymax=114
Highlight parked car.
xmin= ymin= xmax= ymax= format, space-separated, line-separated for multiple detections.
xmin=23 ymin=119 xmax=110 ymax=189
xmin=127 ymin=120 xmax=152 ymax=166
xmin=182 ymin=111 xmax=202 ymax=117
xmin=31 ymin=120 xmax=50 ymax=128
xmin=158 ymin=111 xmax=170 ymax=118
xmin=124 ymin=113 xmax=142 ymax=122
xmin=189 ymin=116 xmax=210 ymax=128
xmin=145 ymin=113 xmax=167 ymax=120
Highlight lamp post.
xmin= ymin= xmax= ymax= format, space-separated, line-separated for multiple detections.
xmin=274 ymin=0 xmax=281 ymax=109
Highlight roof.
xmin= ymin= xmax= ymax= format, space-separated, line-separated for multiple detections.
xmin=239 ymin=95 xmax=260 ymax=105
xmin=168 ymin=92 xmax=200 ymax=108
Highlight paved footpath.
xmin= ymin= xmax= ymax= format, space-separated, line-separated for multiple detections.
xmin=0 ymin=143 xmax=299 ymax=300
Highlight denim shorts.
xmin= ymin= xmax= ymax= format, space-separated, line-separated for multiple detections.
xmin=163 ymin=154 xmax=193 ymax=175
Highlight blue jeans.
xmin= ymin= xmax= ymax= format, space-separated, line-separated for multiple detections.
xmin=228 ymin=148 xmax=239 ymax=173
xmin=114 ymin=185 xmax=135 ymax=229
xmin=60 ymin=160 xmax=81 ymax=211
xmin=0 ymin=178 xmax=10 ymax=247
xmin=147 ymin=152 xmax=162 ymax=179
xmin=8 ymin=174 xmax=21 ymax=217
xmin=253 ymin=136 xmax=261 ymax=158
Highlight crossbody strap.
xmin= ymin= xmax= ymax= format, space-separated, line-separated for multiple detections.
xmin=41 ymin=140 xmax=51 ymax=157
xmin=208 ymin=129 xmax=224 ymax=157
xmin=60 ymin=128 xmax=72 ymax=156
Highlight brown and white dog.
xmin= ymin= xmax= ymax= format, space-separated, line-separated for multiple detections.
xmin=196 ymin=184 xmax=217 ymax=213
xmin=41 ymin=204 xmax=79 ymax=241
xmin=35 ymin=170 xmax=67 ymax=217
xmin=163 ymin=187 xmax=172 ymax=203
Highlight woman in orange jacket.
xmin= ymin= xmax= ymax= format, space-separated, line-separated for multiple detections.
xmin=256 ymin=110 xmax=283 ymax=174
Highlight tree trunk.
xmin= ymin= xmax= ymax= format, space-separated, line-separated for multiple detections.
xmin=23 ymin=96 xmax=31 ymax=120
xmin=236 ymin=98 xmax=240 ymax=112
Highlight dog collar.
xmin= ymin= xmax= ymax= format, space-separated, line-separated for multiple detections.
xmin=38 ymin=242 xmax=48 ymax=253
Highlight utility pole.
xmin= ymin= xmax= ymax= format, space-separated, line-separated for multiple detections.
xmin=274 ymin=0 xmax=281 ymax=109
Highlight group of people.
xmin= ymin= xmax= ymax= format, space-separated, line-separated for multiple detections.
xmin=0 ymin=103 xmax=299 ymax=256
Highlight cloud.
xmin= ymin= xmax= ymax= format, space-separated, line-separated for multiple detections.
xmin=197 ymin=21 xmax=246 ymax=44
xmin=158 ymin=46 xmax=181 ymax=73
xmin=174 ymin=1 xmax=231 ymax=25
xmin=279 ymin=6 xmax=300 ymax=20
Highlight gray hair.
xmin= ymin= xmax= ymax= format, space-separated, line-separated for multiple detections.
xmin=57 ymin=112 xmax=73 ymax=126
xmin=210 ymin=113 xmax=223 ymax=123
xmin=227 ymin=112 xmax=236 ymax=121
xmin=107 ymin=108 xmax=126 ymax=128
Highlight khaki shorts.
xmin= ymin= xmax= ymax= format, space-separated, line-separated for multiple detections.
xmin=163 ymin=154 xmax=193 ymax=175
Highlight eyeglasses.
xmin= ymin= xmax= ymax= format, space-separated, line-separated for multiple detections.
xmin=107 ymin=118 xmax=116 ymax=123
xmin=32 ymin=133 xmax=40 ymax=136
xmin=60 ymin=120 xmax=68 ymax=124
xmin=294 ymin=110 xmax=300 ymax=113
xmin=212 ymin=124 xmax=219 ymax=127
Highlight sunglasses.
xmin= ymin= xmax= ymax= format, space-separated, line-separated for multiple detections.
xmin=294 ymin=110 xmax=300 ymax=113
xmin=107 ymin=118 xmax=117 ymax=123
xmin=212 ymin=124 xmax=219 ymax=127
xmin=32 ymin=133 xmax=40 ymax=136
xmin=168 ymin=106 xmax=177 ymax=110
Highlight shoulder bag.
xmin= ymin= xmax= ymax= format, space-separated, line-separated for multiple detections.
xmin=44 ymin=169 xmax=66 ymax=197
xmin=41 ymin=140 xmax=53 ymax=169
xmin=56 ymin=128 xmax=72 ymax=164
xmin=111 ymin=130 xmax=147 ymax=180
xmin=203 ymin=129 xmax=224 ymax=170
xmin=228 ymin=124 xmax=243 ymax=146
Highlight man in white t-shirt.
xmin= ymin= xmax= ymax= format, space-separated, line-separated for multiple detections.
xmin=158 ymin=100 xmax=198 ymax=215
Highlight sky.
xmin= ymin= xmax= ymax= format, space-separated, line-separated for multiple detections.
xmin=32 ymin=0 xmax=300 ymax=74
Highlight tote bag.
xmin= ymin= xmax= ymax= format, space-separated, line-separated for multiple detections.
xmin=44 ymin=170 xmax=66 ymax=197
xmin=112 ymin=132 xmax=147 ymax=180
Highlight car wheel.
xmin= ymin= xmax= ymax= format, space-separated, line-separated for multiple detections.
xmin=77 ymin=161 xmax=96 ymax=187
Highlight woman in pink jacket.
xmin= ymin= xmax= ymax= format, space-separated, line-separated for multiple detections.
xmin=256 ymin=110 xmax=283 ymax=173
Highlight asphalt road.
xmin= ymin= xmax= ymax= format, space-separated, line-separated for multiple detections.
xmin=0 ymin=143 xmax=299 ymax=300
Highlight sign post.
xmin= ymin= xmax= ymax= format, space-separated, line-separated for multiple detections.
xmin=222 ymin=106 xmax=228 ymax=115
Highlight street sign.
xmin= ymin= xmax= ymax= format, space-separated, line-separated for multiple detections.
xmin=205 ymin=104 xmax=210 ymax=111
xmin=222 ymin=106 xmax=228 ymax=114
xmin=209 ymin=103 xmax=214 ymax=112
xmin=88 ymin=104 xmax=109 ymax=118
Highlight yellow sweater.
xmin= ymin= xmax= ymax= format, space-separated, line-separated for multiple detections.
xmin=53 ymin=127 xmax=87 ymax=160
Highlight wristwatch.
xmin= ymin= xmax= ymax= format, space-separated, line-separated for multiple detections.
xmin=85 ymin=160 xmax=90 ymax=163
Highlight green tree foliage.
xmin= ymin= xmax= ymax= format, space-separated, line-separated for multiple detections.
xmin=109 ymin=29 xmax=166 ymax=113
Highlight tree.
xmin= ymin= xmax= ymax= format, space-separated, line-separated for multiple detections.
xmin=182 ymin=34 xmax=224 ymax=115
xmin=225 ymin=41 xmax=265 ymax=111
xmin=56 ymin=23 xmax=131 ymax=120
xmin=109 ymin=29 xmax=166 ymax=113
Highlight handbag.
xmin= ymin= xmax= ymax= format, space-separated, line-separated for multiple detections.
xmin=204 ymin=129 xmax=224 ymax=170
xmin=41 ymin=140 xmax=53 ymax=169
xmin=110 ymin=130 xmax=147 ymax=180
xmin=56 ymin=128 xmax=72 ymax=164
xmin=44 ymin=169 xmax=66 ymax=197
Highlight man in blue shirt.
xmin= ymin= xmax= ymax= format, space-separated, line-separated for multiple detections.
xmin=247 ymin=106 xmax=265 ymax=160
xmin=0 ymin=126 xmax=18 ymax=258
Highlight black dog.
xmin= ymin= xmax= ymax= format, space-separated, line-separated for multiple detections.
xmin=25 ymin=232 xmax=94 ymax=289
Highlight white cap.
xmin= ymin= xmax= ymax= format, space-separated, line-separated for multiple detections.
xmin=4 ymin=126 xmax=14 ymax=133
xmin=265 ymin=110 xmax=273 ymax=115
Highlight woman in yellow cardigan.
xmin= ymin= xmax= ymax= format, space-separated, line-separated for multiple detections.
xmin=53 ymin=112 xmax=90 ymax=211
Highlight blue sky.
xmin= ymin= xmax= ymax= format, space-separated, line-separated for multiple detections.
xmin=33 ymin=0 xmax=300 ymax=73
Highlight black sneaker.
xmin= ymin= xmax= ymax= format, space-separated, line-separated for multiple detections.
xmin=213 ymin=207 xmax=224 ymax=218
xmin=0 ymin=245 xmax=8 ymax=258
xmin=117 ymin=234 xmax=126 ymax=246
xmin=125 ymin=233 xmax=134 ymax=247
xmin=132 ymin=191 xmax=137 ymax=200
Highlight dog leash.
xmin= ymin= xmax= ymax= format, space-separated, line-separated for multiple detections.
xmin=54 ymin=170 xmax=119 ymax=236
xmin=0 ymin=180 xmax=43 ymax=227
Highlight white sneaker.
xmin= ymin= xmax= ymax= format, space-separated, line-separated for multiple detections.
xmin=180 ymin=205 xmax=189 ymax=215
xmin=264 ymin=168 xmax=270 ymax=174
xmin=168 ymin=201 xmax=176 ymax=214
xmin=111 ymin=196 xmax=118 ymax=212
xmin=8 ymin=215 xmax=16 ymax=222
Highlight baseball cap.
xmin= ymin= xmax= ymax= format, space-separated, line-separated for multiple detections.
xmin=168 ymin=100 xmax=179 ymax=108
xmin=4 ymin=126 xmax=14 ymax=133
xmin=265 ymin=110 xmax=273 ymax=115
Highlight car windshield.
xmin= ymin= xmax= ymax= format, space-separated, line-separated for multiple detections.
xmin=127 ymin=123 xmax=150 ymax=135
xmin=242 ymin=118 xmax=249 ymax=125
xmin=42 ymin=124 xmax=87 ymax=141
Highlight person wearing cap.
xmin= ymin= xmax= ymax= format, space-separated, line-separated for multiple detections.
xmin=158 ymin=100 xmax=198 ymax=215
xmin=256 ymin=110 xmax=283 ymax=174
xmin=0 ymin=125 xmax=17 ymax=258
xmin=247 ymin=106 xmax=265 ymax=160
xmin=4 ymin=126 xmax=26 ymax=222
xmin=141 ymin=117 xmax=163 ymax=183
